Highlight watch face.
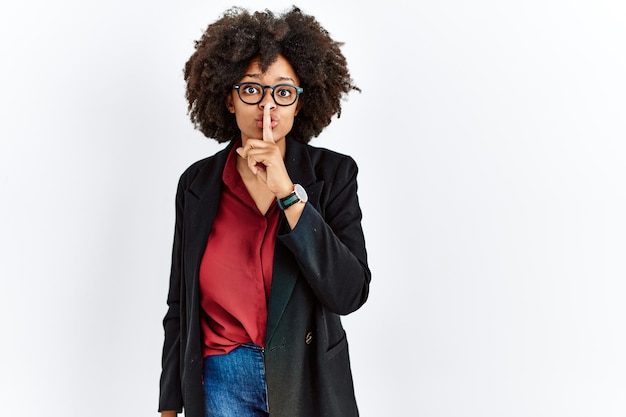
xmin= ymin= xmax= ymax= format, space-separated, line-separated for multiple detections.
xmin=294 ymin=184 xmax=308 ymax=203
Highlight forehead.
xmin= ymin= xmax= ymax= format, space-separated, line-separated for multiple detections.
xmin=242 ymin=55 xmax=299 ymax=84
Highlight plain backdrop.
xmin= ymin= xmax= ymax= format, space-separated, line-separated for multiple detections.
xmin=1 ymin=0 xmax=625 ymax=416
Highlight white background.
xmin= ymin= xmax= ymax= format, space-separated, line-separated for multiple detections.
xmin=1 ymin=0 xmax=625 ymax=416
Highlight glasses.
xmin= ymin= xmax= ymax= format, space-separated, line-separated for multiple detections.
xmin=232 ymin=82 xmax=304 ymax=106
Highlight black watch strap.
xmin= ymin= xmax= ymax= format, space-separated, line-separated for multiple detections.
xmin=277 ymin=192 xmax=300 ymax=210
xmin=277 ymin=184 xmax=308 ymax=210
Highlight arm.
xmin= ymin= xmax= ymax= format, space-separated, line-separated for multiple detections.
xmin=279 ymin=157 xmax=371 ymax=315
xmin=158 ymin=176 xmax=186 ymax=414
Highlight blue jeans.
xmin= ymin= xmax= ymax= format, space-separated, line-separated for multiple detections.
xmin=202 ymin=344 xmax=269 ymax=417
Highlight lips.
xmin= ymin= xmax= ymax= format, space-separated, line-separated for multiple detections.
xmin=256 ymin=117 xmax=277 ymax=128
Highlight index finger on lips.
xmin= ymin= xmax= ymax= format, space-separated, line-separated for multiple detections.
xmin=263 ymin=104 xmax=275 ymax=143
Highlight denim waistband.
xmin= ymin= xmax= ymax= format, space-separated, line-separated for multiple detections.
xmin=202 ymin=343 xmax=269 ymax=416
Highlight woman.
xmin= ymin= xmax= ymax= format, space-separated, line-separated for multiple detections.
xmin=159 ymin=6 xmax=371 ymax=417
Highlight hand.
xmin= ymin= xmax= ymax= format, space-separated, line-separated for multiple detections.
xmin=236 ymin=104 xmax=293 ymax=198
xmin=160 ymin=411 xmax=177 ymax=417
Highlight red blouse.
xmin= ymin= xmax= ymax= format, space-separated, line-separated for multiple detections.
xmin=198 ymin=144 xmax=280 ymax=357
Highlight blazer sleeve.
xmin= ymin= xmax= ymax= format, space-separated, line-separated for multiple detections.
xmin=278 ymin=155 xmax=371 ymax=315
xmin=158 ymin=174 xmax=185 ymax=413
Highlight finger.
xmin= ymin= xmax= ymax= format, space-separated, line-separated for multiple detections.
xmin=236 ymin=145 xmax=258 ymax=174
xmin=247 ymin=154 xmax=259 ymax=174
xmin=236 ymin=144 xmax=255 ymax=159
xmin=263 ymin=104 xmax=275 ymax=143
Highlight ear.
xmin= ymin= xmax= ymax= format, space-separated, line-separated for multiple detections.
xmin=226 ymin=95 xmax=235 ymax=113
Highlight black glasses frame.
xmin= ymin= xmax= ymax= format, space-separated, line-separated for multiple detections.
xmin=232 ymin=82 xmax=304 ymax=106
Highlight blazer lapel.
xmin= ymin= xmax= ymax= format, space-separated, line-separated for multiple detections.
xmin=266 ymin=139 xmax=324 ymax=344
xmin=183 ymin=143 xmax=233 ymax=298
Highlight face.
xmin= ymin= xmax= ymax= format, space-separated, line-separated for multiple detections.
xmin=227 ymin=54 xmax=302 ymax=146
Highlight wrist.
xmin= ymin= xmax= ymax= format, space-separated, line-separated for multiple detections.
xmin=276 ymin=183 xmax=295 ymax=200
xmin=277 ymin=183 xmax=308 ymax=210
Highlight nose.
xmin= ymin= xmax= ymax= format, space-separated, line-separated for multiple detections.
xmin=259 ymin=86 xmax=276 ymax=110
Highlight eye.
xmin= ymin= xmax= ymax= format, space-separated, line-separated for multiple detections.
xmin=275 ymin=86 xmax=293 ymax=98
xmin=241 ymin=83 xmax=261 ymax=95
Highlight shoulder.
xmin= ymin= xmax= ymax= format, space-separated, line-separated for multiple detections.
xmin=176 ymin=143 xmax=233 ymax=188
xmin=305 ymin=143 xmax=356 ymax=165
xmin=303 ymin=142 xmax=359 ymax=180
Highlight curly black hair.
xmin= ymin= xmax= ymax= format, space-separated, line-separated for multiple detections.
xmin=183 ymin=6 xmax=360 ymax=143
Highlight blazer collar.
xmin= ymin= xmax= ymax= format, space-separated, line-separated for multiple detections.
xmin=282 ymin=138 xmax=317 ymax=190
xmin=188 ymin=141 xmax=234 ymax=200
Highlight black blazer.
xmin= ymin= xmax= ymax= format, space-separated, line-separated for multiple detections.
xmin=159 ymin=138 xmax=371 ymax=417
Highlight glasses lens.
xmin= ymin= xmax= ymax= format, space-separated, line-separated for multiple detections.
xmin=237 ymin=83 xmax=263 ymax=104
xmin=273 ymin=85 xmax=298 ymax=106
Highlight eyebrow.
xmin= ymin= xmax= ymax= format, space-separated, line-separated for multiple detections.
xmin=241 ymin=74 xmax=296 ymax=84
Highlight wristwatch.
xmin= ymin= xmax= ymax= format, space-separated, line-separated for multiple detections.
xmin=277 ymin=184 xmax=308 ymax=210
